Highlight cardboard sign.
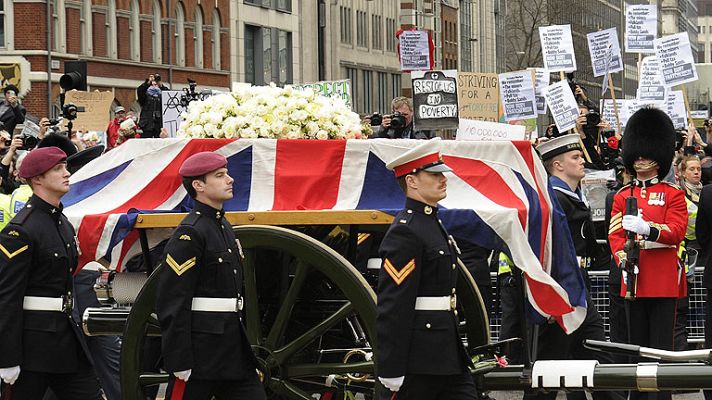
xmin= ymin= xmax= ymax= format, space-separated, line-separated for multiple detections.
xmin=292 ymin=79 xmax=352 ymax=108
xmin=587 ymin=28 xmax=623 ymax=77
xmin=399 ymin=30 xmax=432 ymax=71
xmin=498 ymin=71 xmax=537 ymax=121
xmin=539 ymin=25 xmax=577 ymax=72
xmin=664 ymin=90 xmax=687 ymax=129
xmin=654 ymin=33 xmax=699 ymax=87
xmin=63 ymin=90 xmax=115 ymax=133
xmin=456 ymin=119 xmax=526 ymax=141
xmin=528 ymin=68 xmax=550 ymax=114
xmin=625 ymin=4 xmax=657 ymax=53
xmin=411 ymin=70 xmax=459 ymax=130
xmin=637 ymin=56 xmax=666 ymax=102
xmin=457 ymin=72 xmax=499 ymax=121
xmin=544 ymin=80 xmax=580 ymax=133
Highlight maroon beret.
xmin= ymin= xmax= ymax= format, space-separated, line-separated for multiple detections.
xmin=19 ymin=146 xmax=67 ymax=179
xmin=179 ymin=152 xmax=228 ymax=177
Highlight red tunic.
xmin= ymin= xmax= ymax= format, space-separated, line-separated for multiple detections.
xmin=608 ymin=181 xmax=687 ymax=298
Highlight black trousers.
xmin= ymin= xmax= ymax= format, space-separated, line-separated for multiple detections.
xmin=1 ymin=360 xmax=102 ymax=400
xmin=498 ymin=273 xmax=526 ymax=364
xmin=165 ymin=375 xmax=266 ymax=400
xmin=705 ymin=285 xmax=712 ymax=400
xmin=626 ymin=297 xmax=677 ymax=400
xmin=380 ymin=372 xmax=477 ymax=400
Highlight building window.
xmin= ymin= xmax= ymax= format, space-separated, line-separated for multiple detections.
xmin=372 ymin=15 xmax=382 ymax=50
xmin=107 ymin=0 xmax=117 ymax=58
xmin=153 ymin=0 xmax=162 ymax=63
xmin=245 ymin=25 xmax=292 ymax=86
xmin=391 ymin=73 xmax=401 ymax=100
xmin=52 ymin=0 xmax=66 ymax=52
xmin=340 ymin=7 xmax=352 ymax=44
xmin=357 ymin=10 xmax=368 ymax=48
xmin=212 ymin=9 xmax=221 ymax=70
xmin=175 ymin=2 xmax=186 ymax=66
xmin=386 ymin=18 xmax=396 ymax=52
xmin=363 ymin=70 xmax=372 ymax=113
xmin=262 ymin=28 xmax=271 ymax=84
xmin=245 ymin=25 xmax=257 ymax=84
xmin=377 ymin=72 xmax=388 ymax=113
xmin=0 ymin=1 xmax=5 ymax=48
xmin=346 ymin=67 xmax=358 ymax=111
xmin=80 ymin=1 xmax=92 ymax=55
xmin=278 ymin=30 xmax=292 ymax=86
xmin=194 ymin=6 xmax=204 ymax=68
xmin=276 ymin=0 xmax=291 ymax=12
xmin=129 ymin=0 xmax=140 ymax=61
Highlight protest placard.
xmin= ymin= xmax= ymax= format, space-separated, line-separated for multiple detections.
xmin=528 ymin=68 xmax=550 ymax=114
xmin=539 ymin=25 xmax=577 ymax=72
xmin=457 ymin=72 xmax=499 ymax=121
xmin=399 ymin=30 xmax=431 ymax=71
xmin=587 ymin=28 xmax=623 ymax=77
xmin=625 ymin=4 xmax=657 ymax=53
xmin=411 ymin=70 xmax=459 ymax=130
xmin=581 ymin=169 xmax=616 ymax=221
xmin=664 ymin=90 xmax=687 ymax=129
xmin=637 ymin=56 xmax=666 ymax=102
xmin=498 ymin=71 xmax=537 ymax=121
xmin=600 ymin=99 xmax=621 ymax=130
xmin=456 ymin=119 xmax=526 ymax=141
xmin=544 ymin=80 xmax=579 ymax=133
xmin=654 ymin=33 xmax=698 ymax=87
xmin=292 ymin=79 xmax=351 ymax=108
xmin=64 ymin=90 xmax=114 ymax=132
xmin=691 ymin=110 xmax=709 ymax=119
xmin=162 ymin=90 xmax=216 ymax=137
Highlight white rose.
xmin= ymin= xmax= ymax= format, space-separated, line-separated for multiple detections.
xmin=188 ymin=125 xmax=205 ymax=138
xmin=316 ymin=130 xmax=329 ymax=140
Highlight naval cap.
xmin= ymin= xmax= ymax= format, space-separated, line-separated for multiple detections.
xmin=536 ymin=134 xmax=583 ymax=161
xmin=19 ymin=146 xmax=67 ymax=179
xmin=179 ymin=152 xmax=228 ymax=177
xmin=385 ymin=138 xmax=452 ymax=178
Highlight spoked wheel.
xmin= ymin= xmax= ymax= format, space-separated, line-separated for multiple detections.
xmin=120 ymin=225 xmax=379 ymax=400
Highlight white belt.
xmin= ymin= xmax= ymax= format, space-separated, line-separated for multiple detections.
xmin=366 ymin=258 xmax=381 ymax=270
xmin=639 ymin=241 xmax=676 ymax=250
xmin=23 ymin=296 xmax=64 ymax=312
xmin=191 ymin=297 xmax=243 ymax=312
xmin=414 ymin=295 xmax=456 ymax=311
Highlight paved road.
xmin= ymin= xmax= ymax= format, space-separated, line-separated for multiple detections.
xmin=489 ymin=391 xmax=705 ymax=400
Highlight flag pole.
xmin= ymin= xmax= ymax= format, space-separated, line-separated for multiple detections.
xmin=608 ymin=74 xmax=623 ymax=135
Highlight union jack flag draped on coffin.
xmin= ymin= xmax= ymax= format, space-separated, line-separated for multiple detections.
xmin=63 ymin=138 xmax=587 ymax=333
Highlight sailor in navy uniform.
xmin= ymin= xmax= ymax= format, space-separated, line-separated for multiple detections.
xmin=0 ymin=147 xmax=102 ymax=399
xmin=156 ymin=152 xmax=266 ymax=400
xmin=377 ymin=139 xmax=476 ymax=400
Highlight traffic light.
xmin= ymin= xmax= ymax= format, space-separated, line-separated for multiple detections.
xmin=60 ymin=60 xmax=87 ymax=91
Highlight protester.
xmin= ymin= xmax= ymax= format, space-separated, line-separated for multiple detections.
xmin=136 ymin=74 xmax=169 ymax=139
xmin=0 ymin=84 xmax=26 ymax=135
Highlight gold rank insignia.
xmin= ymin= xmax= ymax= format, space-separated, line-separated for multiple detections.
xmin=357 ymin=233 xmax=371 ymax=246
xmin=179 ymin=234 xmax=191 ymax=241
xmin=609 ymin=212 xmax=622 ymax=235
xmin=0 ymin=243 xmax=28 ymax=259
xmin=166 ymin=254 xmax=196 ymax=276
xmin=383 ymin=258 xmax=416 ymax=285
xmin=7 ymin=230 xmax=19 ymax=237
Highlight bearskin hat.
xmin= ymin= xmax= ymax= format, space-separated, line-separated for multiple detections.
xmin=37 ymin=133 xmax=78 ymax=157
xmin=622 ymin=107 xmax=675 ymax=179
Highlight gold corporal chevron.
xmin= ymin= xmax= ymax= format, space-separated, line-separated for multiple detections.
xmin=383 ymin=258 xmax=415 ymax=285
xmin=166 ymin=254 xmax=196 ymax=276
xmin=0 ymin=244 xmax=28 ymax=259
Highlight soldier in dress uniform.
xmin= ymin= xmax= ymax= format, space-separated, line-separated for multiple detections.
xmin=0 ymin=147 xmax=102 ymax=399
xmin=609 ymin=108 xmax=688 ymax=400
xmin=377 ymin=139 xmax=476 ymax=400
xmin=156 ymin=152 xmax=266 ymax=400
xmin=532 ymin=135 xmax=617 ymax=400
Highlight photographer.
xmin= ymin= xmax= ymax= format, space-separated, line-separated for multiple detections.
xmin=574 ymin=104 xmax=613 ymax=170
xmin=0 ymin=84 xmax=26 ymax=136
xmin=370 ymin=97 xmax=431 ymax=139
xmin=136 ymin=74 xmax=169 ymax=139
xmin=0 ymin=133 xmax=24 ymax=194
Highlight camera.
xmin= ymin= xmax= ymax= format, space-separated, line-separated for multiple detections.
xmin=390 ymin=111 xmax=407 ymax=130
xmin=18 ymin=133 xmax=39 ymax=150
xmin=369 ymin=112 xmax=383 ymax=127
xmin=180 ymin=79 xmax=211 ymax=108
xmin=585 ymin=109 xmax=601 ymax=127
xmin=62 ymin=103 xmax=85 ymax=120
xmin=154 ymin=73 xmax=162 ymax=82
xmin=598 ymin=128 xmax=620 ymax=170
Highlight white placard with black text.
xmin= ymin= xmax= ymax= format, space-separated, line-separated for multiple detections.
xmin=625 ymin=4 xmax=657 ymax=53
xmin=456 ymin=119 xmax=527 ymax=141
xmin=654 ymin=33 xmax=699 ymax=87
xmin=399 ymin=30 xmax=431 ymax=71
xmin=664 ymin=90 xmax=687 ymax=129
xmin=539 ymin=25 xmax=577 ymax=72
xmin=587 ymin=28 xmax=623 ymax=77
xmin=528 ymin=68 xmax=550 ymax=115
xmin=544 ymin=80 xmax=580 ymax=133
xmin=637 ymin=56 xmax=666 ymax=103
xmin=498 ymin=71 xmax=537 ymax=121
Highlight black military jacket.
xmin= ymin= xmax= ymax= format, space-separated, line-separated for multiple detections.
xmin=156 ymin=201 xmax=257 ymax=380
xmin=550 ymin=177 xmax=598 ymax=258
xmin=376 ymin=198 xmax=470 ymax=378
xmin=0 ymin=195 xmax=84 ymax=373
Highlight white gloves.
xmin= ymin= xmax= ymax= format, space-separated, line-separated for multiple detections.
xmin=0 ymin=366 xmax=20 ymax=385
xmin=173 ymin=369 xmax=192 ymax=382
xmin=379 ymin=376 xmax=405 ymax=392
xmin=622 ymin=215 xmax=650 ymax=236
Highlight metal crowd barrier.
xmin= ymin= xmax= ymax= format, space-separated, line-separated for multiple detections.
xmin=488 ymin=268 xmax=707 ymax=344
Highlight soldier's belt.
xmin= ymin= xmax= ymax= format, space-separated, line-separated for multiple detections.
xmin=638 ymin=241 xmax=676 ymax=250
xmin=414 ymin=295 xmax=456 ymax=311
xmin=191 ymin=297 xmax=243 ymax=312
xmin=23 ymin=295 xmax=73 ymax=314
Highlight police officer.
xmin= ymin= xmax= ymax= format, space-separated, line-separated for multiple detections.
xmin=0 ymin=147 xmax=102 ymax=399
xmin=609 ymin=108 xmax=688 ymax=400
xmin=377 ymin=139 xmax=475 ymax=399
xmin=534 ymin=134 xmax=617 ymax=400
xmin=156 ymin=152 xmax=266 ymax=400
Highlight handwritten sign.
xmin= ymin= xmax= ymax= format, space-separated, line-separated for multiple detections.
xmin=292 ymin=79 xmax=352 ymax=108
xmin=162 ymin=90 xmax=215 ymax=137
xmin=457 ymin=72 xmax=499 ymax=121
xmin=637 ymin=56 xmax=666 ymax=102
xmin=64 ymin=90 xmax=114 ymax=132
xmin=528 ymin=68 xmax=550 ymax=114
xmin=411 ymin=70 xmax=459 ymax=130
xmin=539 ymin=25 xmax=577 ymax=72
xmin=498 ymin=71 xmax=537 ymax=121
xmin=457 ymin=119 xmax=526 ymax=141
xmin=654 ymin=33 xmax=698 ymax=87
xmin=399 ymin=30 xmax=431 ymax=71
xmin=625 ymin=4 xmax=657 ymax=53
xmin=544 ymin=80 xmax=579 ymax=133
xmin=587 ymin=28 xmax=623 ymax=77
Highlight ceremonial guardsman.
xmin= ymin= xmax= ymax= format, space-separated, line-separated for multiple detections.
xmin=609 ymin=108 xmax=687 ymax=400
xmin=156 ymin=152 xmax=266 ymax=400
xmin=377 ymin=139 xmax=475 ymax=399
xmin=0 ymin=147 xmax=102 ymax=399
